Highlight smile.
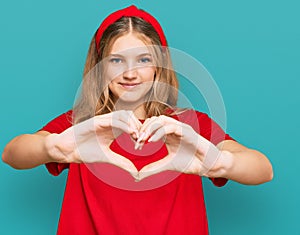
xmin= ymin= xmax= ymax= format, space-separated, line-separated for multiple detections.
xmin=119 ymin=83 xmax=141 ymax=89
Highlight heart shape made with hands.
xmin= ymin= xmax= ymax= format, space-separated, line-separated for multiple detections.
xmin=102 ymin=112 xmax=222 ymax=182
xmin=65 ymin=110 xmax=222 ymax=183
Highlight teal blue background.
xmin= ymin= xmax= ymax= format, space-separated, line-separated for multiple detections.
xmin=1 ymin=0 xmax=299 ymax=234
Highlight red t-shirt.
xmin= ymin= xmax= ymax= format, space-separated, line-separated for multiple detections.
xmin=42 ymin=110 xmax=234 ymax=235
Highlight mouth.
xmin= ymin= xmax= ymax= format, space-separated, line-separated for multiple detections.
xmin=119 ymin=83 xmax=141 ymax=89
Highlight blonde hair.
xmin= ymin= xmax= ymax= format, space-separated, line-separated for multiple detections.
xmin=73 ymin=16 xmax=179 ymax=124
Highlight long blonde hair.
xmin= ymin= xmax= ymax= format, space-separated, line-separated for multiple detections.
xmin=73 ymin=16 xmax=179 ymax=124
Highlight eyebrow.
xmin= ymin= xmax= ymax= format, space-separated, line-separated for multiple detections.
xmin=109 ymin=53 xmax=152 ymax=57
xmin=137 ymin=53 xmax=152 ymax=57
xmin=109 ymin=53 xmax=124 ymax=57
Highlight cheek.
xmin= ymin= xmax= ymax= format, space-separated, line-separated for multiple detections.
xmin=108 ymin=82 xmax=119 ymax=99
xmin=105 ymin=65 xmax=126 ymax=81
xmin=139 ymin=67 xmax=156 ymax=81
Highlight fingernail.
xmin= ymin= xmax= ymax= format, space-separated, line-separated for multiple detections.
xmin=129 ymin=128 xmax=137 ymax=134
xmin=134 ymin=142 xmax=140 ymax=150
xmin=132 ymin=130 xmax=139 ymax=140
xmin=138 ymin=143 xmax=144 ymax=150
xmin=134 ymin=173 xmax=140 ymax=182
xmin=148 ymin=135 xmax=155 ymax=142
xmin=137 ymin=132 xmax=146 ymax=143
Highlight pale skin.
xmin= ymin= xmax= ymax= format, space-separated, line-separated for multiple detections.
xmin=2 ymin=33 xmax=273 ymax=184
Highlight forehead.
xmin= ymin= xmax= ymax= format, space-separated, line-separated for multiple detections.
xmin=110 ymin=33 xmax=151 ymax=54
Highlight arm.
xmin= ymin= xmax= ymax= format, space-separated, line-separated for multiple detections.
xmin=209 ymin=140 xmax=273 ymax=185
xmin=2 ymin=131 xmax=53 ymax=169
xmin=136 ymin=115 xmax=273 ymax=185
xmin=2 ymin=111 xmax=141 ymax=178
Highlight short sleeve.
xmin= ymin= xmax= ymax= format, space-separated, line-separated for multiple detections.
xmin=195 ymin=112 xmax=235 ymax=146
xmin=196 ymin=112 xmax=235 ymax=187
xmin=177 ymin=110 xmax=236 ymax=187
xmin=40 ymin=110 xmax=73 ymax=176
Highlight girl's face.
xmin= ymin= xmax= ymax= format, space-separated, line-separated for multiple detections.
xmin=106 ymin=33 xmax=156 ymax=106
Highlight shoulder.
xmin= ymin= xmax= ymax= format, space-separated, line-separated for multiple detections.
xmin=172 ymin=108 xmax=234 ymax=144
xmin=41 ymin=110 xmax=73 ymax=134
xmin=171 ymin=109 xmax=211 ymax=126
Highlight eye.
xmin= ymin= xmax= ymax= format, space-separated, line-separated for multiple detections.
xmin=138 ymin=57 xmax=152 ymax=63
xmin=109 ymin=58 xmax=123 ymax=64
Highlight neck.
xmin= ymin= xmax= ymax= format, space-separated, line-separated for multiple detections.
xmin=114 ymin=102 xmax=146 ymax=120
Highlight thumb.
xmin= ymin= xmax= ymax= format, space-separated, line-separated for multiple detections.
xmin=137 ymin=156 xmax=175 ymax=181
xmin=107 ymin=151 xmax=139 ymax=180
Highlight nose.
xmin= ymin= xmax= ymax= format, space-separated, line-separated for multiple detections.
xmin=123 ymin=66 xmax=137 ymax=80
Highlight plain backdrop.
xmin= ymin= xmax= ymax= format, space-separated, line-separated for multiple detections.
xmin=1 ymin=0 xmax=299 ymax=234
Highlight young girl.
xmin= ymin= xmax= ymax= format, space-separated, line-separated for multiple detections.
xmin=2 ymin=5 xmax=273 ymax=235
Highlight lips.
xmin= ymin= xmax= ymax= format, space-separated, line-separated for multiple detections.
xmin=119 ymin=83 xmax=141 ymax=89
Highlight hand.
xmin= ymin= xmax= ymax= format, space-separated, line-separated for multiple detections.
xmin=45 ymin=110 xmax=142 ymax=178
xmin=135 ymin=115 xmax=224 ymax=180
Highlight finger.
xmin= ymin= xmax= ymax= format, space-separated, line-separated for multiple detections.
xmin=126 ymin=110 xmax=142 ymax=131
xmin=74 ymin=116 xmax=115 ymax=143
xmin=135 ymin=117 xmax=153 ymax=142
xmin=138 ymin=116 xmax=159 ymax=134
xmin=138 ymin=151 xmax=208 ymax=181
xmin=148 ymin=124 xmax=182 ymax=142
xmin=107 ymin=150 xmax=139 ymax=179
xmin=139 ymin=116 xmax=181 ymax=142
xmin=98 ymin=111 xmax=136 ymax=140
xmin=110 ymin=119 xmax=136 ymax=135
xmin=94 ymin=115 xmax=137 ymax=139
xmin=138 ymin=155 xmax=175 ymax=180
xmin=131 ymin=130 xmax=139 ymax=141
xmin=134 ymin=139 xmax=143 ymax=150
xmin=127 ymin=110 xmax=142 ymax=130
xmin=123 ymin=111 xmax=143 ymax=141
xmin=138 ymin=117 xmax=165 ymax=142
xmin=137 ymin=152 xmax=199 ymax=180
xmin=93 ymin=115 xmax=114 ymax=130
xmin=73 ymin=116 xmax=106 ymax=135
xmin=115 ymin=110 xmax=141 ymax=135
xmin=139 ymin=115 xmax=176 ymax=133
